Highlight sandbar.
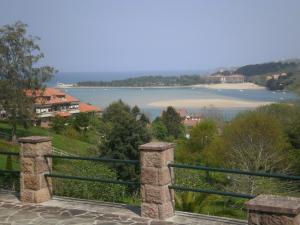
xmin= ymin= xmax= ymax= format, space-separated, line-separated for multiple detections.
xmin=148 ymin=98 xmax=273 ymax=108
xmin=193 ymin=82 xmax=265 ymax=90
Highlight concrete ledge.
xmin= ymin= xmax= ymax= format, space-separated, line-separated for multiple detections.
xmin=139 ymin=142 xmax=175 ymax=151
xmin=18 ymin=136 xmax=51 ymax=143
xmin=245 ymin=195 xmax=300 ymax=215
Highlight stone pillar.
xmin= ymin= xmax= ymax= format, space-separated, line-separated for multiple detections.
xmin=139 ymin=142 xmax=175 ymax=220
xmin=245 ymin=195 xmax=300 ymax=225
xmin=19 ymin=136 xmax=52 ymax=203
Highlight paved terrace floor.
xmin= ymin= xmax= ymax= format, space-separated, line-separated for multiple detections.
xmin=0 ymin=191 xmax=247 ymax=225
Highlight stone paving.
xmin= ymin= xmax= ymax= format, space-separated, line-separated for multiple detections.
xmin=0 ymin=192 xmax=247 ymax=225
xmin=0 ymin=201 xmax=166 ymax=225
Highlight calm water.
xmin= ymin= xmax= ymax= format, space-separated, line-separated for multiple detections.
xmin=59 ymin=87 xmax=296 ymax=120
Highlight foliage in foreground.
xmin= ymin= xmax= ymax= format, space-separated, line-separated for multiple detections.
xmin=52 ymin=159 xmax=135 ymax=203
xmin=174 ymin=104 xmax=300 ymax=218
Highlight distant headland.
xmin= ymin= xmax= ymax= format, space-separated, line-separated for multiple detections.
xmin=71 ymin=60 xmax=300 ymax=91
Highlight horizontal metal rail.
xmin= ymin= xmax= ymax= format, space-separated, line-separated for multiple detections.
xmin=45 ymin=173 xmax=140 ymax=186
xmin=0 ymin=169 xmax=20 ymax=175
xmin=169 ymin=163 xmax=300 ymax=180
xmin=0 ymin=151 xmax=19 ymax=156
xmin=44 ymin=154 xmax=139 ymax=165
xmin=169 ymin=185 xmax=255 ymax=199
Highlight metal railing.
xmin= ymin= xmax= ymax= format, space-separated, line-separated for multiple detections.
xmin=0 ymin=152 xmax=20 ymax=177
xmin=2 ymin=149 xmax=300 ymax=200
xmin=0 ymin=132 xmax=12 ymax=141
xmin=52 ymin=147 xmax=77 ymax=157
xmin=168 ymin=163 xmax=300 ymax=199
xmin=44 ymin=154 xmax=140 ymax=186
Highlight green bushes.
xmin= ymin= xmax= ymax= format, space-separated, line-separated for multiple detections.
xmin=173 ymin=103 xmax=300 ymax=218
xmin=52 ymin=159 xmax=133 ymax=203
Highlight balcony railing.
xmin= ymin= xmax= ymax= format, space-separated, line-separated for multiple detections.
xmin=1 ymin=138 xmax=300 ymax=222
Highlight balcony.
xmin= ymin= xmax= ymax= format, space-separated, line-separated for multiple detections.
xmin=0 ymin=191 xmax=247 ymax=225
xmin=1 ymin=137 xmax=300 ymax=225
xmin=36 ymin=111 xmax=54 ymax=118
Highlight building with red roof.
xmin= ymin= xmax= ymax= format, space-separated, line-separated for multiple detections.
xmin=27 ymin=88 xmax=101 ymax=127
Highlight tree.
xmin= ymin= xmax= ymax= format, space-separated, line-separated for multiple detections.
xmin=161 ymin=106 xmax=184 ymax=139
xmin=0 ymin=22 xmax=54 ymax=141
xmin=257 ymin=103 xmax=300 ymax=149
xmin=188 ymin=120 xmax=217 ymax=152
xmin=203 ymin=111 xmax=292 ymax=195
xmin=99 ymin=100 xmax=151 ymax=181
xmin=176 ymin=120 xmax=218 ymax=164
xmin=51 ymin=116 xmax=68 ymax=134
xmin=151 ymin=118 xmax=168 ymax=141
xmin=73 ymin=112 xmax=90 ymax=131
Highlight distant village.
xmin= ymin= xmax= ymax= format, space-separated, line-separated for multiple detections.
xmin=1 ymin=88 xmax=101 ymax=128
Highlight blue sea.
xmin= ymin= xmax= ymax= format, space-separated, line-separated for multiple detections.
xmin=48 ymin=72 xmax=297 ymax=120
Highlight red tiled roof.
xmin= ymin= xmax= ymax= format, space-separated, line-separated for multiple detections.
xmin=27 ymin=88 xmax=79 ymax=105
xmin=176 ymin=108 xmax=188 ymax=118
xmin=26 ymin=88 xmax=64 ymax=97
xmin=79 ymin=103 xmax=101 ymax=113
xmin=183 ymin=119 xmax=201 ymax=127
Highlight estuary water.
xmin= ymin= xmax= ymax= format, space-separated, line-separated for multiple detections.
xmin=59 ymin=86 xmax=296 ymax=120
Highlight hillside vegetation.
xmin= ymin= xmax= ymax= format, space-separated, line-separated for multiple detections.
xmin=77 ymin=60 xmax=300 ymax=91
xmin=77 ymin=75 xmax=210 ymax=87
xmin=234 ymin=61 xmax=300 ymax=91
xmin=236 ymin=61 xmax=299 ymax=76
xmin=0 ymin=120 xmax=93 ymax=155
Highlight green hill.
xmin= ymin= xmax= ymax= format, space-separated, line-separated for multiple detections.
xmin=0 ymin=121 xmax=94 ymax=156
xmin=235 ymin=61 xmax=299 ymax=76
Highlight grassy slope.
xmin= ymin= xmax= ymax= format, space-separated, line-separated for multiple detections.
xmin=0 ymin=140 xmax=20 ymax=169
xmin=0 ymin=121 xmax=94 ymax=156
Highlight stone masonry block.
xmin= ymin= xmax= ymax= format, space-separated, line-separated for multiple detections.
xmin=245 ymin=195 xmax=300 ymax=225
xmin=140 ymin=151 xmax=163 ymax=168
xmin=158 ymin=202 xmax=174 ymax=220
xmin=21 ymin=157 xmax=35 ymax=174
xmin=139 ymin=142 xmax=175 ymax=151
xmin=158 ymin=167 xmax=171 ymax=185
xmin=22 ymin=174 xmax=40 ymax=190
xmin=140 ymin=151 xmax=165 ymax=168
xmin=19 ymin=136 xmax=53 ymax=204
xmin=21 ymin=142 xmax=52 ymax=157
xmin=20 ymin=190 xmax=34 ymax=203
xmin=248 ymin=211 xmax=295 ymax=225
xmin=35 ymin=157 xmax=52 ymax=173
xmin=18 ymin=136 xmax=51 ymax=144
xmin=21 ymin=157 xmax=51 ymax=174
xmin=141 ymin=167 xmax=171 ymax=186
xmin=164 ymin=148 xmax=174 ymax=163
xmin=141 ymin=167 xmax=158 ymax=185
xmin=139 ymin=142 xmax=175 ymax=220
xmin=141 ymin=203 xmax=159 ymax=219
xmin=34 ymin=188 xmax=52 ymax=203
xmin=141 ymin=185 xmax=171 ymax=204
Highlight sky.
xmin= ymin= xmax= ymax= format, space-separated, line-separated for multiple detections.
xmin=1 ymin=0 xmax=300 ymax=73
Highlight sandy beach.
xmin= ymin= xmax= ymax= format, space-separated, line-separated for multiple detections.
xmin=148 ymin=98 xmax=273 ymax=108
xmin=193 ymin=82 xmax=265 ymax=90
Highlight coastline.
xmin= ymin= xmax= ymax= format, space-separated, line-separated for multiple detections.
xmin=56 ymin=82 xmax=265 ymax=90
xmin=148 ymin=98 xmax=273 ymax=108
